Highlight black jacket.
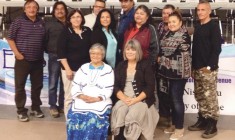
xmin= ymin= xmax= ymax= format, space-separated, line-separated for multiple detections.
xmin=113 ymin=60 xmax=156 ymax=107
xmin=45 ymin=17 xmax=66 ymax=54
xmin=91 ymin=28 xmax=122 ymax=67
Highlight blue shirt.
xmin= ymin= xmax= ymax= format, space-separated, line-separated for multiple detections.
xmin=117 ymin=7 xmax=135 ymax=47
xmin=102 ymin=27 xmax=117 ymax=68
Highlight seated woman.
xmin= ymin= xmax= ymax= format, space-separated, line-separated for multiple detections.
xmin=67 ymin=43 xmax=114 ymax=140
xmin=111 ymin=39 xmax=159 ymax=140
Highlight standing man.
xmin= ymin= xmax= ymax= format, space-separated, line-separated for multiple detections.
xmin=118 ymin=0 xmax=135 ymax=48
xmin=189 ymin=0 xmax=221 ymax=139
xmin=45 ymin=1 xmax=68 ymax=118
xmin=157 ymin=4 xmax=175 ymax=40
xmin=156 ymin=4 xmax=175 ymax=127
xmin=84 ymin=0 xmax=105 ymax=30
xmin=7 ymin=0 xmax=45 ymax=122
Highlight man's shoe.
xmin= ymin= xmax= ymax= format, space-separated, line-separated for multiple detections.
xmin=170 ymin=128 xmax=184 ymax=140
xmin=158 ymin=116 xmax=171 ymax=127
xmin=201 ymin=118 xmax=218 ymax=139
xmin=17 ymin=113 xmax=29 ymax=122
xmin=50 ymin=108 xmax=59 ymax=118
xmin=164 ymin=125 xmax=175 ymax=134
xmin=188 ymin=113 xmax=207 ymax=131
xmin=59 ymin=108 xmax=64 ymax=114
xmin=30 ymin=110 xmax=44 ymax=118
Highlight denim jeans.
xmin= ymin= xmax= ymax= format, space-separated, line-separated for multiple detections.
xmin=15 ymin=59 xmax=43 ymax=114
xmin=48 ymin=53 xmax=64 ymax=109
xmin=169 ymin=79 xmax=187 ymax=129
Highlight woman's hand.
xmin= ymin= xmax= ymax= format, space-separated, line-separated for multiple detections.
xmin=78 ymin=94 xmax=100 ymax=103
xmin=65 ymin=69 xmax=73 ymax=81
xmin=124 ymin=97 xmax=138 ymax=106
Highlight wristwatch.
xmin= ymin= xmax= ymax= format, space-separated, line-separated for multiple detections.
xmin=206 ymin=66 xmax=211 ymax=70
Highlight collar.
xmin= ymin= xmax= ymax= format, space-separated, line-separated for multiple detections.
xmin=89 ymin=63 xmax=104 ymax=70
xmin=68 ymin=26 xmax=87 ymax=34
xmin=123 ymin=7 xmax=135 ymax=17
xmin=102 ymin=27 xmax=109 ymax=32
xmin=22 ymin=13 xmax=40 ymax=22
xmin=52 ymin=17 xmax=66 ymax=25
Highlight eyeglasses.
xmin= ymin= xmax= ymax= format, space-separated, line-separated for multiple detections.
xmin=93 ymin=5 xmax=105 ymax=9
xmin=119 ymin=0 xmax=131 ymax=3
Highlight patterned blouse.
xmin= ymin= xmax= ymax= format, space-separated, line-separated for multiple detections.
xmin=158 ymin=27 xmax=191 ymax=79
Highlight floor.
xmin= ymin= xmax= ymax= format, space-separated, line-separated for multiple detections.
xmin=0 ymin=105 xmax=234 ymax=140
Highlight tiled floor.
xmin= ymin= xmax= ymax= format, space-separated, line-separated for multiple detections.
xmin=0 ymin=105 xmax=234 ymax=140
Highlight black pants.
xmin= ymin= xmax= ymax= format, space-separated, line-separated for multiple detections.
xmin=156 ymin=75 xmax=171 ymax=118
xmin=14 ymin=59 xmax=43 ymax=114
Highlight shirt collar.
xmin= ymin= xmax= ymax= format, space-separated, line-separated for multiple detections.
xmin=123 ymin=7 xmax=135 ymax=17
xmin=89 ymin=63 xmax=104 ymax=70
xmin=22 ymin=13 xmax=40 ymax=22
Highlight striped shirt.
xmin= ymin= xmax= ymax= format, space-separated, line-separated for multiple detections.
xmin=8 ymin=13 xmax=45 ymax=61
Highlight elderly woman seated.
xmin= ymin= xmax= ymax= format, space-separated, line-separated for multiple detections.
xmin=111 ymin=39 xmax=159 ymax=140
xmin=67 ymin=43 xmax=114 ymax=140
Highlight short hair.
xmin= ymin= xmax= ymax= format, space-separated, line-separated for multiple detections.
xmin=93 ymin=9 xmax=116 ymax=32
xmin=89 ymin=43 xmax=106 ymax=59
xmin=163 ymin=4 xmax=175 ymax=11
xmin=23 ymin=0 xmax=39 ymax=11
xmin=123 ymin=39 xmax=143 ymax=62
xmin=52 ymin=1 xmax=68 ymax=18
xmin=199 ymin=0 xmax=210 ymax=4
xmin=95 ymin=0 xmax=106 ymax=7
xmin=133 ymin=5 xmax=153 ymax=30
xmin=119 ymin=0 xmax=134 ymax=2
xmin=169 ymin=11 xmax=183 ymax=22
xmin=67 ymin=9 xmax=85 ymax=27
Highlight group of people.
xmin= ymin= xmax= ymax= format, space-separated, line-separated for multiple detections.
xmin=7 ymin=0 xmax=221 ymax=140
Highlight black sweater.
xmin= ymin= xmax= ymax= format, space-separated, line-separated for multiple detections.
xmin=192 ymin=20 xmax=221 ymax=71
xmin=57 ymin=26 xmax=91 ymax=71
xmin=113 ymin=60 xmax=156 ymax=108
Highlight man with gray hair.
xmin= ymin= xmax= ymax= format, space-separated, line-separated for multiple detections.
xmin=189 ymin=0 xmax=221 ymax=138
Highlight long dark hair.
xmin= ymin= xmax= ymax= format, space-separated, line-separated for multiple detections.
xmin=132 ymin=5 xmax=153 ymax=31
xmin=67 ymin=9 xmax=85 ymax=27
xmin=93 ymin=9 xmax=116 ymax=32
xmin=52 ymin=1 xmax=68 ymax=18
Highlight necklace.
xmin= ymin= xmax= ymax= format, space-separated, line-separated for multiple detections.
xmin=89 ymin=69 xmax=100 ymax=86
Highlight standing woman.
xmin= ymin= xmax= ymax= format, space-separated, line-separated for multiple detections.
xmin=158 ymin=11 xmax=191 ymax=140
xmin=91 ymin=9 xmax=120 ymax=68
xmin=123 ymin=5 xmax=159 ymax=65
xmin=57 ymin=9 xmax=92 ymax=117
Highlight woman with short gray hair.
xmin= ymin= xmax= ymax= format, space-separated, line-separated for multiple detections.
xmin=67 ymin=43 xmax=114 ymax=140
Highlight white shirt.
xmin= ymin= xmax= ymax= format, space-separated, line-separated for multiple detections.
xmin=84 ymin=13 xmax=96 ymax=30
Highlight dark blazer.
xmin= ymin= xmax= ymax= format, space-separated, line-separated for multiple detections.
xmin=113 ymin=59 xmax=156 ymax=107
xmin=91 ymin=29 xmax=121 ymax=67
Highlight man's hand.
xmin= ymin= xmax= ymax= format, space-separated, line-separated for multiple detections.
xmin=200 ymin=67 xmax=211 ymax=74
xmin=15 ymin=52 xmax=24 ymax=60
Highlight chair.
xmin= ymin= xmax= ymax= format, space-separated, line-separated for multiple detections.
xmin=181 ymin=9 xmax=194 ymax=27
xmin=226 ymin=9 xmax=235 ymax=43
